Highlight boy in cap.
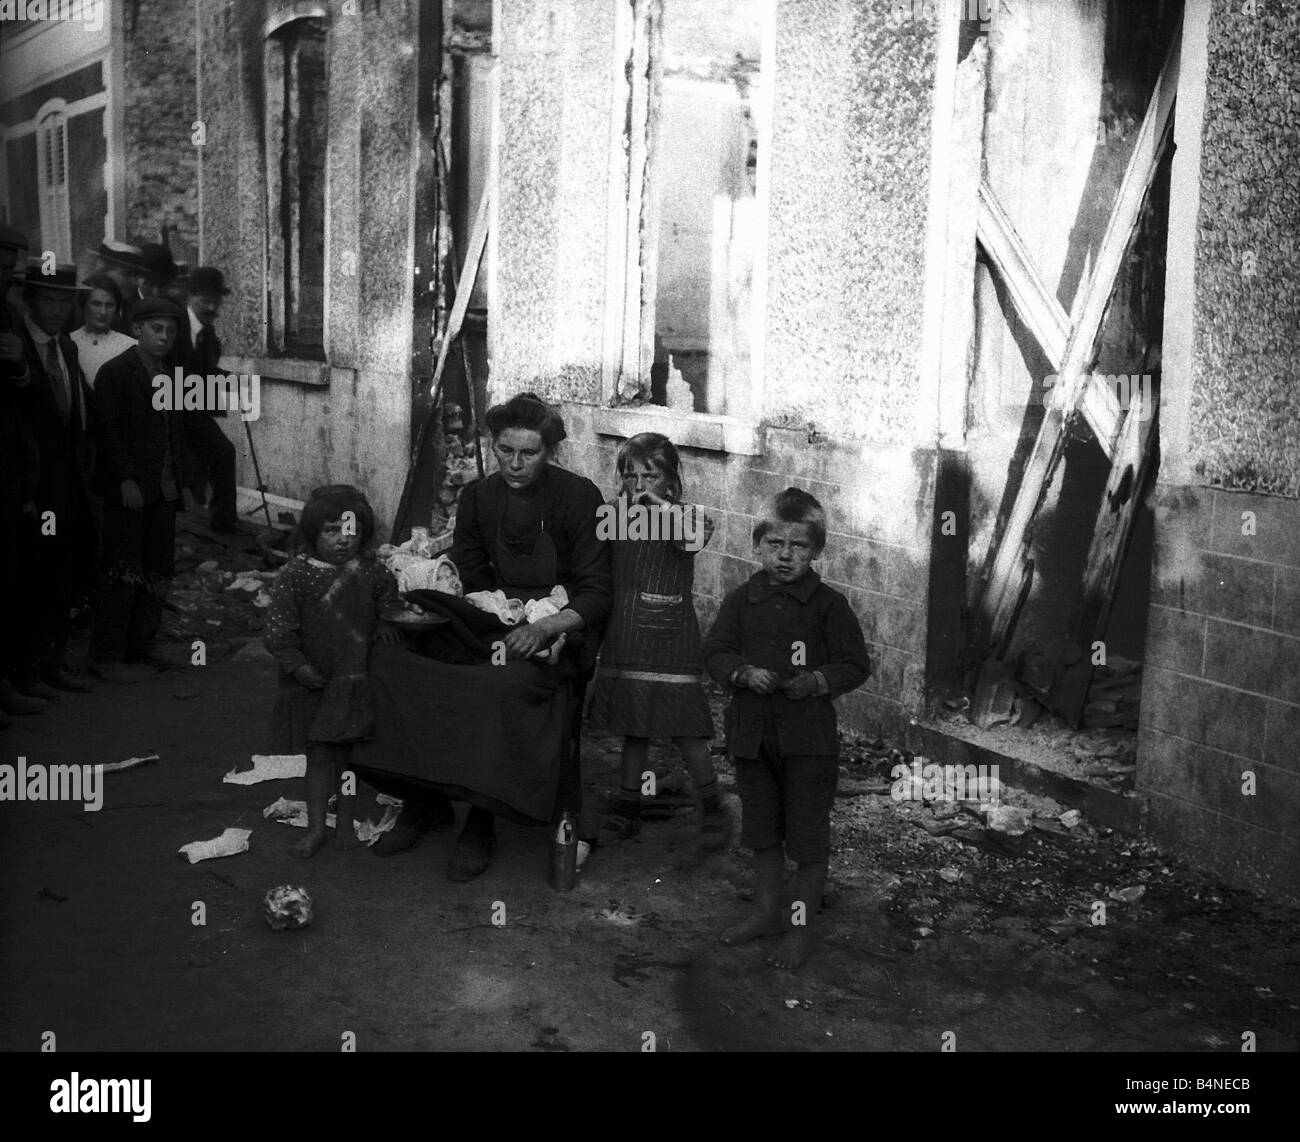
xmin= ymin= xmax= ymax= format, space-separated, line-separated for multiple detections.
xmin=91 ymin=299 xmax=189 ymax=681
xmin=15 ymin=260 xmax=98 ymax=695
xmin=702 ymin=487 xmax=871 ymax=969
xmin=89 ymin=297 xmax=190 ymax=682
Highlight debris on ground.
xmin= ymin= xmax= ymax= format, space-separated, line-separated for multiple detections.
xmin=178 ymin=827 xmax=252 ymax=864
xmin=263 ymin=885 xmax=313 ymax=930
xmin=223 ymin=755 xmax=307 ymax=785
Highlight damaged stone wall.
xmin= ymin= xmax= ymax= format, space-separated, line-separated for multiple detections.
xmin=1188 ymin=0 xmax=1300 ymax=497
xmin=122 ymin=0 xmax=199 ymax=260
xmin=198 ymin=0 xmax=420 ymax=528
xmin=491 ymin=0 xmax=617 ymax=405
xmin=763 ymin=0 xmax=936 ymax=442
xmin=1138 ymin=1 xmax=1300 ymax=898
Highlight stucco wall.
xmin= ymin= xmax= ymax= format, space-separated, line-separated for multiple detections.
xmin=761 ymin=0 xmax=936 ymax=441
xmin=1189 ymin=0 xmax=1300 ymax=496
xmin=492 ymin=0 xmax=617 ymax=405
xmin=198 ymin=0 xmax=419 ymax=529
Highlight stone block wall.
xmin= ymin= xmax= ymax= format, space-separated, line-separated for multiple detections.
xmin=1139 ymin=485 xmax=1300 ymax=894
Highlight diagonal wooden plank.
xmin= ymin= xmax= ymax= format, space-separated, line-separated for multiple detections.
xmin=976 ymin=182 xmax=1070 ymax=371
xmin=972 ymin=13 xmax=1182 ymax=664
xmin=1053 ymin=396 xmax=1160 ymax=723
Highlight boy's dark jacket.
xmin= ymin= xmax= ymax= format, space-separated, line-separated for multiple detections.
xmin=702 ymin=569 xmax=871 ymax=758
xmin=93 ymin=346 xmax=189 ymax=505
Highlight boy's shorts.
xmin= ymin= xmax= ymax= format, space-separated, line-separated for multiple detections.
xmin=733 ymin=738 xmax=838 ymax=864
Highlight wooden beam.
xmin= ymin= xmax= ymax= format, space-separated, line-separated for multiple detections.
xmin=972 ymin=14 xmax=1181 ymax=662
xmin=976 ymin=182 xmax=1070 ymax=371
xmin=1053 ymin=398 xmax=1160 ymax=723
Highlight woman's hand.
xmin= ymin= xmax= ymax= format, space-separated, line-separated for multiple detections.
xmin=374 ymin=624 xmax=401 ymax=645
xmin=120 ymin=479 xmax=143 ymax=511
xmin=293 ymin=664 xmax=327 ymax=689
xmin=503 ymin=617 xmax=556 ymax=659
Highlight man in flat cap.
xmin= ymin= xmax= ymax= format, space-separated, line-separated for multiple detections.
xmin=15 ymin=260 xmax=99 ymax=696
xmin=0 ymin=227 xmax=48 ymax=723
xmin=89 ymin=297 xmax=190 ymax=682
xmin=175 ymin=266 xmax=248 ymax=533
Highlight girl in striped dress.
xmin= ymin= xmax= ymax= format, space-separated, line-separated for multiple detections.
xmin=587 ymin=433 xmax=729 ymax=848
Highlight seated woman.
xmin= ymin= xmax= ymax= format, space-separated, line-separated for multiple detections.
xmin=360 ymin=392 xmax=611 ymax=880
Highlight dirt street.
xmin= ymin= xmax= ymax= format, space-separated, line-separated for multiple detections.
xmin=1 ymin=525 xmax=1298 ymax=1055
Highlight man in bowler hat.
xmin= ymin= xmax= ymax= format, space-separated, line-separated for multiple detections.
xmin=0 ymin=227 xmax=48 ymax=723
xmin=176 ymin=266 xmax=249 ymax=533
xmin=15 ymin=260 xmax=98 ymax=696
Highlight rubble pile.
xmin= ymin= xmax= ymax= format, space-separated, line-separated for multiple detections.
xmin=1082 ymin=656 xmax=1142 ymax=730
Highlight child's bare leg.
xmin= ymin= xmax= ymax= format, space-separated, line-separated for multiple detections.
xmin=769 ymin=859 xmax=827 ymax=969
xmin=598 ymin=737 xmax=647 ymax=845
xmin=675 ymin=736 xmax=729 ymax=848
xmin=720 ymin=845 xmax=785 ymax=944
xmin=334 ymin=747 xmax=359 ymax=850
xmin=295 ymin=743 xmax=333 ymax=858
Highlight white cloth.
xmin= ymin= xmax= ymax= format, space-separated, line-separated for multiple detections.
xmin=71 ymin=327 xmax=136 ymax=388
xmin=188 ymin=305 xmax=203 ymax=346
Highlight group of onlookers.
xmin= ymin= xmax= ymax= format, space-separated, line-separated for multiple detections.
xmin=0 ymin=224 xmax=247 ymax=724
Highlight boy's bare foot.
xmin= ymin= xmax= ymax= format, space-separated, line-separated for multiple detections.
xmin=333 ymin=822 xmax=360 ymax=850
xmin=293 ymin=828 xmax=327 ymax=858
xmin=767 ymin=926 xmax=815 ymax=969
xmin=720 ymin=908 xmax=784 ymax=946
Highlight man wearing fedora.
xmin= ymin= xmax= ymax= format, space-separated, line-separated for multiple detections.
xmin=90 ymin=297 xmax=191 ymax=682
xmin=0 ymin=226 xmax=49 ymax=724
xmin=15 ymin=259 xmax=99 ymax=696
xmin=177 ymin=266 xmax=249 ymax=534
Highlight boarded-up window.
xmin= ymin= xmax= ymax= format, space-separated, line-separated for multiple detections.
xmin=265 ymin=17 xmax=328 ymax=359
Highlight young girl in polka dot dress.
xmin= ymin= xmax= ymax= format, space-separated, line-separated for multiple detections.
xmin=264 ymin=485 xmax=401 ymax=857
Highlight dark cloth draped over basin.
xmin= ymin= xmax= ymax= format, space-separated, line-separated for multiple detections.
xmin=350 ymin=589 xmax=584 ymax=824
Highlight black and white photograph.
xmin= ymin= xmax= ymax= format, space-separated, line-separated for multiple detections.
xmin=0 ymin=0 xmax=1295 ymax=1105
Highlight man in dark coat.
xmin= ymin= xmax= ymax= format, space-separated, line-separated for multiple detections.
xmin=15 ymin=260 xmax=98 ymax=695
xmin=89 ymin=298 xmax=190 ymax=683
xmin=0 ymin=226 xmax=48 ymax=722
xmin=174 ymin=266 xmax=248 ymax=533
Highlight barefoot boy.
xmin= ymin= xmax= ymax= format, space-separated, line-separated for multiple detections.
xmin=702 ymin=488 xmax=870 ymax=968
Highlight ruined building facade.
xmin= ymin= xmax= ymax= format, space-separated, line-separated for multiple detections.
xmin=74 ymin=0 xmax=1300 ymax=896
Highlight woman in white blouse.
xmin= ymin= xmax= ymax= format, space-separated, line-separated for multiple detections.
xmin=70 ymin=274 xmax=136 ymax=388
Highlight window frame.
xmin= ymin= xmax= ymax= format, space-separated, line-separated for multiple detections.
xmin=262 ymin=8 xmax=331 ymax=362
xmin=34 ymin=99 xmax=72 ymax=261
xmin=597 ymin=0 xmax=774 ymax=456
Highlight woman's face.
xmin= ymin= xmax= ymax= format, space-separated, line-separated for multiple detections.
xmin=493 ymin=427 xmax=551 ymax=490
xmin=84 ymin=288 xmax=118 ymax=335
xmin=621 ymin=459 xmax=672 ymax=504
